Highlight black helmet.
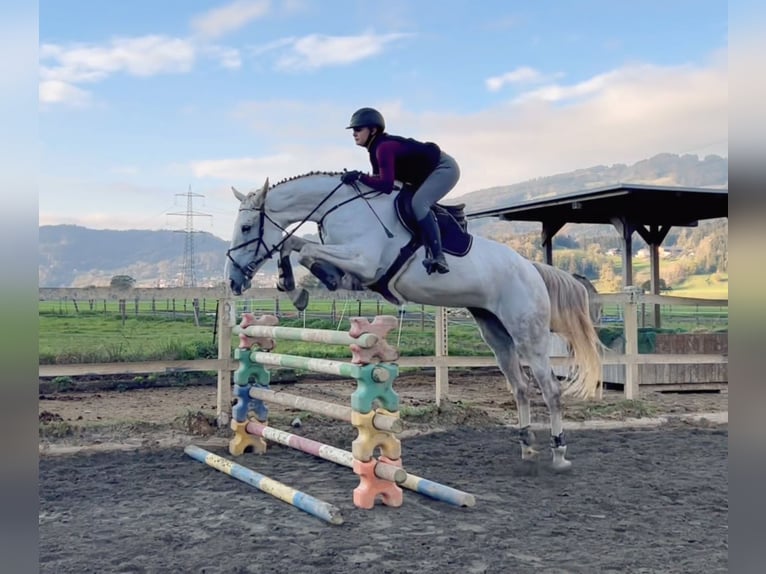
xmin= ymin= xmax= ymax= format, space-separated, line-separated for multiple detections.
xmin=346 ymin=107 xmax=385 ymax=131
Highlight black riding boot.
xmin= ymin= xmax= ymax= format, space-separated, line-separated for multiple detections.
xmin=418 ymin=214 xmax=450 ymax=275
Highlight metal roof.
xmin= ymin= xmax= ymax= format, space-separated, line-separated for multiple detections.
xmin=466 ymin=183 xmax=728 ymax=227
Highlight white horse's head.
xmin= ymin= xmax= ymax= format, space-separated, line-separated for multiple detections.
xmin=225 ymin=178 xmax=281 ymax=295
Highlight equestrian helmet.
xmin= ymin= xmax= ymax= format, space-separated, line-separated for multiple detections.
xmin=346 ymin=107 xmax=385 ymax=131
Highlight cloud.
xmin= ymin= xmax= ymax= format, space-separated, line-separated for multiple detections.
xmin=210 ymin=50 xmax=727 ymax=199
xmin=41 ymin=36 xmax=196 ymax=85
xmin=486 ymin=66 xmax=547 ymax=91
xmin=188 ymin=142 xmax=363 ymax=187
xmin=512 ymin=73 xmax=608 ymax=103
xmin=190 ymin=154 xmax=295 ymax=180
xmin=423 ymin=53 xmax=729 ymax=194
xmin=201 ymin=45 xmax=242 ymax=69
xmin=190 ymin=0 xmax=271 ymax=39
xmin=39 ymin=34 xmax=240 ymax=107
xmin=39 ymin=80 xmax=92 ymax=107
xmin=276 ymin=32 xmax=411 ymax=70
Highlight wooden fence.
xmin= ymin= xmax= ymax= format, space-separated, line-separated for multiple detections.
xmin=38 ymin=287 xmax=728 ymax=425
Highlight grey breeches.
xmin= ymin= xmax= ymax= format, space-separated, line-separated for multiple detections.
xmin=411 ymin=152 xmax=460 ymax=221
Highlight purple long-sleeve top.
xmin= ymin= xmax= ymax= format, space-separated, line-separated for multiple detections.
xmin=359 ymin=133 xmax=441 ymax=193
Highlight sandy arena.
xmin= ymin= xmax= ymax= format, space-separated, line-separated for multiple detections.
xmin=39 ymin=371 xmax=728 ymax=573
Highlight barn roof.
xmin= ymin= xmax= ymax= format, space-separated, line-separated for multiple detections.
xmin=466 ymin=183 xmax=727 ymax=226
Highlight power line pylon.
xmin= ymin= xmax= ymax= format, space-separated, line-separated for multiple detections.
xmin=167 ymin=185 xmax=212 ymax=287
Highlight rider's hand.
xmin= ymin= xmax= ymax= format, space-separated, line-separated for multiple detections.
xmin=341 ymin=170 xmax=362 ymax=184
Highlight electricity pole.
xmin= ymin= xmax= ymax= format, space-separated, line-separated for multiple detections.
xmin=167 ymin=186 xmax=212 ymax=287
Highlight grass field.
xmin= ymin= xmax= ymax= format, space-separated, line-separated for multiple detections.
xmin=38 ymin=308 xmax=489 ymax=365
xmin=669 ymin=273 xmax=728 ymax=299
xmin=39 ymin=274 xmax=728 ymax=365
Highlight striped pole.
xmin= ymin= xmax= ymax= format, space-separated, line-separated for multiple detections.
xmin=246 ymin=423 xmax=475 ymax=507
xmin=401 ymin=474 xmax=475 ymax=508
xmin=251 ymin=351 xmax=361 ymax=378
xmin=184 ymin=445 xmax=344 ymax=525
xmin=246 ymin=422 xmax=407 ymax=484
xmin=249 ymin=351 xmax=390 ymax=382
xmin=247 ymin=387 xmax=403 ymax=433
xmin=234 ymin=325 xmax=379 ymax=348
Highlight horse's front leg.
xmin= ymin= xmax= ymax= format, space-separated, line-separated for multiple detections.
xmin=297 ymin=243 xmax=377 ymax=286
xmin=276 ymin=237 xmax=310 ymax=311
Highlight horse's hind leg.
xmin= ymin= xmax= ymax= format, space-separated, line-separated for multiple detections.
xmin=524 ymin=344 xmax=572 ymax=472
xmin=468 ymin=308 xmax=537 ymax=467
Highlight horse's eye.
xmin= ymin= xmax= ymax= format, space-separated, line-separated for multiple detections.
xmin=241 ymin=225 xmax=252 ymax=234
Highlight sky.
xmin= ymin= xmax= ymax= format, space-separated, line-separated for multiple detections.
xmin=39 ymin=0 xmax=730 ymax=241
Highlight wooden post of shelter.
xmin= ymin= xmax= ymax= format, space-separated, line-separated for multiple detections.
xmin=216 ymin=296 xmax=234 ymax=426
xmin=435 ymin=306 xmax=449 ymax=406
xmin=622 ymin=287 xmax=641 ymax=399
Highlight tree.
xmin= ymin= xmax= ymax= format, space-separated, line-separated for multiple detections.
xmin=110 ymin=275 xmax=136 ymax=289
xmin=640 ymin=278 xmax=670 ymax=292
xmin=598 ymin=263 xmax=621 ymax=292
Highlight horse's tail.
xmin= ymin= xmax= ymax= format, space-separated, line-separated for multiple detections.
xmin=532 ymin=261 xmax=604 ymax=399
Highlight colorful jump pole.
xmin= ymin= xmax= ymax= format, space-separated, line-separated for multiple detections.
xmin=246 ymin=422 xmax=475 ymax=507
xmin=248 ymin=387 xmax=403 ymax=433
xmin=248 ymin=351 xmax=391 ymax=383
xmin=184 ymin=445 xmax=344 ymax=525
xmin=400 ymin=474 xmax=476 ymax=508
xmin=246 ymin=421 xmax=407 ymax=484
xmin=234 ymin=324 xmax=379 ymax=348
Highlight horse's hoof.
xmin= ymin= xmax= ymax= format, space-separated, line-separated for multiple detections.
xmin=550 ymin=445 xmax=571 ymax=472
xmin=292 ymin=289 xmax=309 ymax=311
xmin=519 ymin=457 xmax=540 ymax=476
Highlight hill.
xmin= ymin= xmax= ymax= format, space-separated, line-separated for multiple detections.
xmin=39 ymin=153 xmax=727 ymax=287
xmin=39 ymin=226 xmax=235 ymax=288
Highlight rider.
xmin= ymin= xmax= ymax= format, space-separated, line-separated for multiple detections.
xmin=341 ymin=107 xmax=460 ymax=275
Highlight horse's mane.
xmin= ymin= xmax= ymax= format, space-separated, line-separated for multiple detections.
xmin=271 ymin=170 xmax=343 ymax=189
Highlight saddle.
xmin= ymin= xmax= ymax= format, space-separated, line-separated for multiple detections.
xmin=393 ymin=188 xmax=472 ymax=256
xmin=364 ymin=188 xmax=474 ymax=303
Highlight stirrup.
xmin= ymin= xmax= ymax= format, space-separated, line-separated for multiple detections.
xmin=423 ymin=256 xmax=449 ymax=275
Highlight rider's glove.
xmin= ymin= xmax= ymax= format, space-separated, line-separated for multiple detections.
xmin=341 ymin=170 xmax=362 ymax=184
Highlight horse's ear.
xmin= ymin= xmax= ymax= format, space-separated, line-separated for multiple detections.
xmin=253 ymin=178 xmax=270 ymax=208
xmin=231 ymin=186 xmax=247 ymax=202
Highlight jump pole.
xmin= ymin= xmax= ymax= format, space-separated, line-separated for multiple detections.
xmin=248 ymin=387 xmax=403 ymax=433
xmin=247 ymin=422 xmax=475 ymax=508
xmin=234 ymin=324 xmax=379 ymax=348
xmin=184 ymin=445 xmax=344 ymax=525
xmin=248 ymin=350 xmax=391 ymax=382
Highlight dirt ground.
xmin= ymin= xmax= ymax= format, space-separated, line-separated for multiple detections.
xmin=38 ymin=369 xmax=728 ymax=573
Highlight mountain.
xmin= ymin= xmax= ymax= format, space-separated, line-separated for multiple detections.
xmin=39 ymin=153 xmax=727 ymax=287
xmin=39 ymin=226 xmax=233 ymax=288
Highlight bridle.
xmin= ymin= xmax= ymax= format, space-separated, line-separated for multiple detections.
xmin=226 ymin=180 xmax=381 ymax=281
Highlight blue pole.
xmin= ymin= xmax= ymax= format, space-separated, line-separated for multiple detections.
xmin=185 ymin=445 xmax=344 ymax=525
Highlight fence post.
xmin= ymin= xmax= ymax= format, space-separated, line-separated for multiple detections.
xmin=623 ymin=287 xmax=641 ymax=399
xmin=216 ymin=296 xmax=234 ymax=427
xmin=435 ymin=306 xmax=449 ymax=406
xmin=192 ymin=298 xmax=200 ymax=327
